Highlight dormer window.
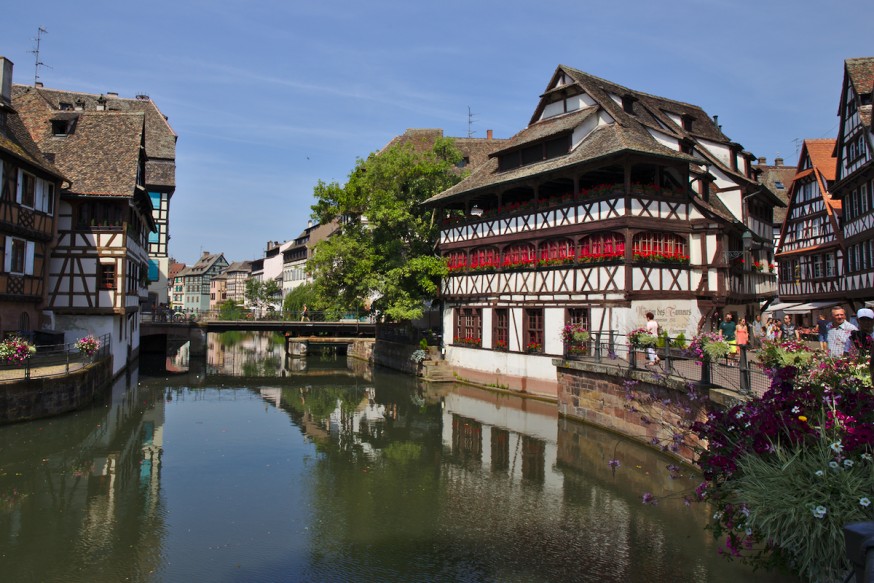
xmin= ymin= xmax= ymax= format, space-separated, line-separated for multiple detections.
xmin=775 ymin=181 xmax=785 ymax=189
xmin=681 ymin=115 xmax=694 ymax=132
xmin=59 ymin=102 xmax=74 ymax=111
xmin=621 ymin=94 xmax=636 ymax=114
xmin=679 ymin=139 xmax=694 ymax=155
xmin=51 ymin=119 xmax=71 ymax=136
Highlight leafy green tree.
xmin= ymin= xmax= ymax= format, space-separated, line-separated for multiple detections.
xmin=309 ymin=137 xmax=462 ymax=321
xmin=245 ymin=279 xmax=282 ymax=314
xmin=282 ymin=282 xmax=318 ymax=319
xmin=218 ymin=299 xmax=246 ymax=320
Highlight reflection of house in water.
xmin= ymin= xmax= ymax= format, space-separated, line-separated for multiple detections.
xmin=442 ymin=388 xmax=560 ymax=487
xmin=328 ymin=388 xmax=387 ymax=453
xmin=207 ymin=332 xmax=294 ymax=377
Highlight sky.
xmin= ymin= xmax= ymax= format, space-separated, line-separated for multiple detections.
xmin=1 ymin=1 xmax=870 ymax=265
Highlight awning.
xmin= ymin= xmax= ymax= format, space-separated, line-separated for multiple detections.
xmin=783 ymin=301 xmax=840 ymax=314
xmin=763 ymin=302 xmax=801 ymax=313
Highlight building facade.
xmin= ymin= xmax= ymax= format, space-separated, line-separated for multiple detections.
xmin=13 ymin=79 xmax=157 ymax=375
xmin=425 ymin=65 xmax=781 ymax=382
xmin=180 ymin=252 xmax=228 ymax=313
xmin=774 ymin=140 xmax=843 ymax=321
xmin=0 ymin=57 xmax=65 ymax=338
xmin=830 ymin=57 xmax=874 ymax=306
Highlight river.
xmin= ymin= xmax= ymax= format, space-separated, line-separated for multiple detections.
xmin=0 ymin=332 xmax=795 ymax=582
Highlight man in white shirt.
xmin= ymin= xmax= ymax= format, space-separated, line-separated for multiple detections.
xmin=827 ymin=307 xmax=857 ymax=358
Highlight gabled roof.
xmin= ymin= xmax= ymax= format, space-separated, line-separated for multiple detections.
xmin=0 ymin=106 xmax=65 ymax=181
xmin=12 ymin=84 xmax=176 ymax=189
xmin=223 ymin=261 xmax=251 ymax=274
xmin=187 ymin=252 xmax=227 ymax=276
xmin=805 ymin=139 xmax=838 ymax=182
xmin=842 ymin=57 xmax=874 ymax=131
xmin=425 ymin=64 xmax=749 ymax=205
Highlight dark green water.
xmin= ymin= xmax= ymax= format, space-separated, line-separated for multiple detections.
xmin=0 ymin=334 xmax=794 ymax=582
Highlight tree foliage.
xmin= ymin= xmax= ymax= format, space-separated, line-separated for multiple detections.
xmin=282 ymin=282 xmax=318 ymax=319
xmin=245 ymin=279 xmax=282 ymax=313
xmin=308 ymin=137 xmax=462 ymax=321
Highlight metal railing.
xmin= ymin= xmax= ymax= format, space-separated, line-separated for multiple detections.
xmin=142 ymin=309 xmax=375 ymax=324
xmin=563 ymin=333 xmax=771 ymax=396
xmin=0 ymin=333 xmax=111 ymax=381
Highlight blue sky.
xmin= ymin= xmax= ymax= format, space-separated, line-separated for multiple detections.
xmin=1 ymin=1 xmax=870 ymax=264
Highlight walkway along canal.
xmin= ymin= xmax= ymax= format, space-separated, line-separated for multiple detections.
xmin=0 ymin=332 xmax=796 ymax=582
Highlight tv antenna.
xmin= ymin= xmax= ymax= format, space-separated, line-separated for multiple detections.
xmin=467 ymin=106 xmax=477 ymax=138
xmin=31 ymin=26 xmax=50 ymax=86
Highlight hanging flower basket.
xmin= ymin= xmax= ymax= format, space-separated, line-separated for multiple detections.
xmin=627 ymin=328 xmax=657 ymax=348
xmin=75 ymin=335 xmax=101 ymax=357
xmin=0 ymin=337 xmax=36 ymax=365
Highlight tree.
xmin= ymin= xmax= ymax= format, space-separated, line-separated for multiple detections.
xmin=308 ymin=137 xmax=462 ymax=321
xmin=245 ymin=279 xmax=282 ymax=315
xmin=282 ymin=282 xmax=318 ymax=320
xmin=218 ymin=298 xmax=247 ymax=320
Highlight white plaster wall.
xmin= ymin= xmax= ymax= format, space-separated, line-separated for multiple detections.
xmin=56 ymin=314 xmax=131 ymax=377
xmin=482 ymin=309 xmax=493 ymax=348
xmin=447 ymin=346 xmax=558 ymax=383
xmin=541 ymin=101 xmax=564 ymax=119
xmin=544 ymin=308 xmax=564 ymax=354
xmin=698 ymin=139 xmax=732 ymax=167
xmin=715 ymin=188 xmax=742 ymax=221
xmin=647 ymin=128 xmax=679 ymax=151
xmin=571 ymin=114 xmax=599 ymax=149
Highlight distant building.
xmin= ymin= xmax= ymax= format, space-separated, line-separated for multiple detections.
xmin=180 ymin=252 xmax=228 ymax=313
xmin=223 ymin=261 xmax=251 ymax=306
xmin=282 ymin=220 xmax=338 ymax=295
xmin=168 ymin=260 xmax=185 ymax=311
xmin=0 ymin=57 xmax=65 ymax=338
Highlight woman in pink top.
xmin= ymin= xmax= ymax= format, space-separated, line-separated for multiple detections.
xmin=736 ymin=318 xmax=750 ymax=346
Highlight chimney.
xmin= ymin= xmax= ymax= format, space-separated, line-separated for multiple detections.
xmin=0 ymin=57 xmax=12 ymax=107
xmin=775 ymin=157 xmax=783 ymax=167
xmin=107 ymin=91 xmax=118 ymax=97
xmin=307 ymin=220 xmax=313 ymax=228
xmin=34 ymin=81 xmax=43 ymax=88
xmin=486 ymin=129 xmax=493 ymax=140
xmin=202 ymin=251 xmax=210 ymax=257
xmin=757 ymin=157 xmax=766 ymax=165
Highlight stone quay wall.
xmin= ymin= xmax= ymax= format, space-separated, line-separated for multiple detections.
xmin=0 ymin=356 xmax=114 ymax=424
xmin=556 ymin=359 xmax=712 ymax=464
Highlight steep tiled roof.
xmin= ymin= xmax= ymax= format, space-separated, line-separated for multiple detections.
xmin=381 ymin=128 xmax=506 ymax=172
xmin=425 ymin=65 xmax=746 ymax=205
xmin=845 ymin=58 xmax=874 ymax=129
xmin=223 ymin=261 xmax=251 ymax=274
xmin=12 ymin=84 xmax=176 ymax=189
xmin=188 ymin=253 xmax=227 ymax=275
xmin=0 ymin=108 xmax=65 ymax=180
xmin=754 ymin=161 xmax=796 ymax=225
xmin=805 ymin=138 xmax=838 ymax=182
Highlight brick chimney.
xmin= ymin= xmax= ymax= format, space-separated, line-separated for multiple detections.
xmin=0 ymin=57 xmax=13 ymax=108
xmin=486 ymin=129 xmax=493 ymax=140
xmin=775 ymin=157 xmax=783 ymax=167
xmin=757 ymin=157 xmax=766 ymax=165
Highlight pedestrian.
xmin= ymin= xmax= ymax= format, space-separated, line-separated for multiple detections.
xmin=816 ymin=313 xmax=830 ymax=352
xmin=826 ymin=306 xmax=858 ymax=358
xmin=301 ymin=304 xmax=308 ymax=322
xmin=780 ymin=315 xmax=800 ymax=342
xmin=751 ymin=314 xmax=764 ymax=347
xmin=644 ymin=311 xmax=660 ymax=366
xmin=718 ymin=313 xmax=737 ymax=362
xmin=848 ymin=308 xmax=874 ymax=354
xmin=736 ymin=318 xmax=749 ymax=347
xmin=768 ymin=318 xmax=781 ymax=341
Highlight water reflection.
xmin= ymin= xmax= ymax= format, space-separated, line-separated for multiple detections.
xmin=0 ymin=333 xmax=796 ymax=582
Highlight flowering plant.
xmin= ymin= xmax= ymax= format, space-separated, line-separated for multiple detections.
xmin=633 ymin=251 xmax=690 ymax=264
xmin=456 ymin=336 xmax=482 ymax=348
xmin=562 ymin=323 xmax=590 ymax=355
xmin=75 ymin=335 xmax=100 ymax=357
xmin=578 ymin=249 xmax=624 ymax=263
xmin=768 ymin=262 xmax=776 ymax=273
xmin=0 ymin=337 xmax=36 ymax=365
xmin=409 ymin=349 xmax=427 ymax=364
xmin=627 ymin=327 xmax=657 ymax=348
xmin=752 ymin=260 xmax=764 ymax=272
xmin=691 ymin=351 xmax=874 ymax=581
xmin=756 ymin=339 xmax=814 ymax=372
xmin=525 ymin=342 xmax=542 ymax=353
xmin=686 ymin=332 xmax=730 ymax=363
xmin=494 ymin=339 xmax=508 ymax=351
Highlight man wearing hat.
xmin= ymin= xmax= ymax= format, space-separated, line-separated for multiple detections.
xmin=827 ymin=307 xmax=858 ymax=358
xmin=848 ymin=308 xmax=874 ymax=354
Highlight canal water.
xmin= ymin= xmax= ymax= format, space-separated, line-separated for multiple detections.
xmin=0 ymin=332 xmax=795 ymax=582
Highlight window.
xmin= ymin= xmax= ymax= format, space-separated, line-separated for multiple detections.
xmin=17 ymin=171 xmax=35 ymax=208
xmin=524 ymin=309 xmax=544 ymax=353
xmin=470 ymin=247 xmax=498 ymax=270
xmin=774 ymin=181 xmax=784 ymax=190
xmin=579 ymin=232 xmax=625 ymax=261
xmin=4 ymin=236 xmax=33 ymax=275
xmin=825 ymin=254 xmax=836 ymax=277
xmin=632 ymin=232 xmax=688 ymax=261
xmin=502 ymin=244 xmax=536 ymax=269
xmin=99 ymin=263 xmax=116 ymax=289
xmin=539 ymin=239 xmax=575 ymax=264
xmin=493 ymin=308 xmax=508 ymax=350
xmin=455 ymin=308 xmax=482 ymax=346
xmin=445 ymin=251 xmax=467 ymax=272
xmin=567 ymin=308 xmax=589 ymax=329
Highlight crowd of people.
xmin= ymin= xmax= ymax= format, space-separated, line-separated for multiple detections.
xmin=642 ymin=306 xmax=874 ymax=367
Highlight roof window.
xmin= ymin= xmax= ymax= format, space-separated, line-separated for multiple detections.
xmin=775 ymin=181 xmax=785 ymax=190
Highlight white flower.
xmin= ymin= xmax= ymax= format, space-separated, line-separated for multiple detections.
xmin=830 ymin=441 xmax=844 ymax=454
xmin=844 ymin=459 xmax=855 ymax=468
xmin=829 ymin=461 xmax=840 ymax=470
xmin=812 ymin=505 xmax=827 ymax=519
xmin=791 ymin=405 xmax=801 ymax=414
xmin=860 ymin=498 xmax=871 ymax=508
xmin=862 ymin=453 xmax=873 ymax=462
xmin=735 ymin=410 xmax=745 ymax=419
xmin=815 ymin=470 xmax=825 ymax=477
xmin=745 ymin=528 xmax=753 ymax=536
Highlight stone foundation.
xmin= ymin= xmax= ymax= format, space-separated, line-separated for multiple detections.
xmin=0 ymin=356 xmax=114 ymax=424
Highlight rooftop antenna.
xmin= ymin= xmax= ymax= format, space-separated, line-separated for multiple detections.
xmin=30 ymin=26 xmax=50 ymax=86
xmin=467 ymin=106 xmax=477 ymax=138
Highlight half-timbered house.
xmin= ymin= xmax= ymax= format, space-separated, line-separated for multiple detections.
xmin=180 ymin=252 xmax=228 ymax=313
xmin=13 ymin=84 xmax=176 ymax=311
xmin=774 ymin=139 xmax=843 ymax=320
xmin=424 ymin=65 xmax=781 ymax=382
xmin=830 ymin=57 xmax=874 ymax=306
xmin=13 ymin=83 xmax=156 ymax=376
xmin=0 ymin=57 xmax=65 ymax=337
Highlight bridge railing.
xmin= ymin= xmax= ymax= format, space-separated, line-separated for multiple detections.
xmin=143 ymin=309 xmax=374 ymax=324
xmin=0 ymin=333 xmax=112 ymax=382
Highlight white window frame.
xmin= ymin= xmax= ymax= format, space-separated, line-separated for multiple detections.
xmin=4 ymin=236 xmax=34 ymax=275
